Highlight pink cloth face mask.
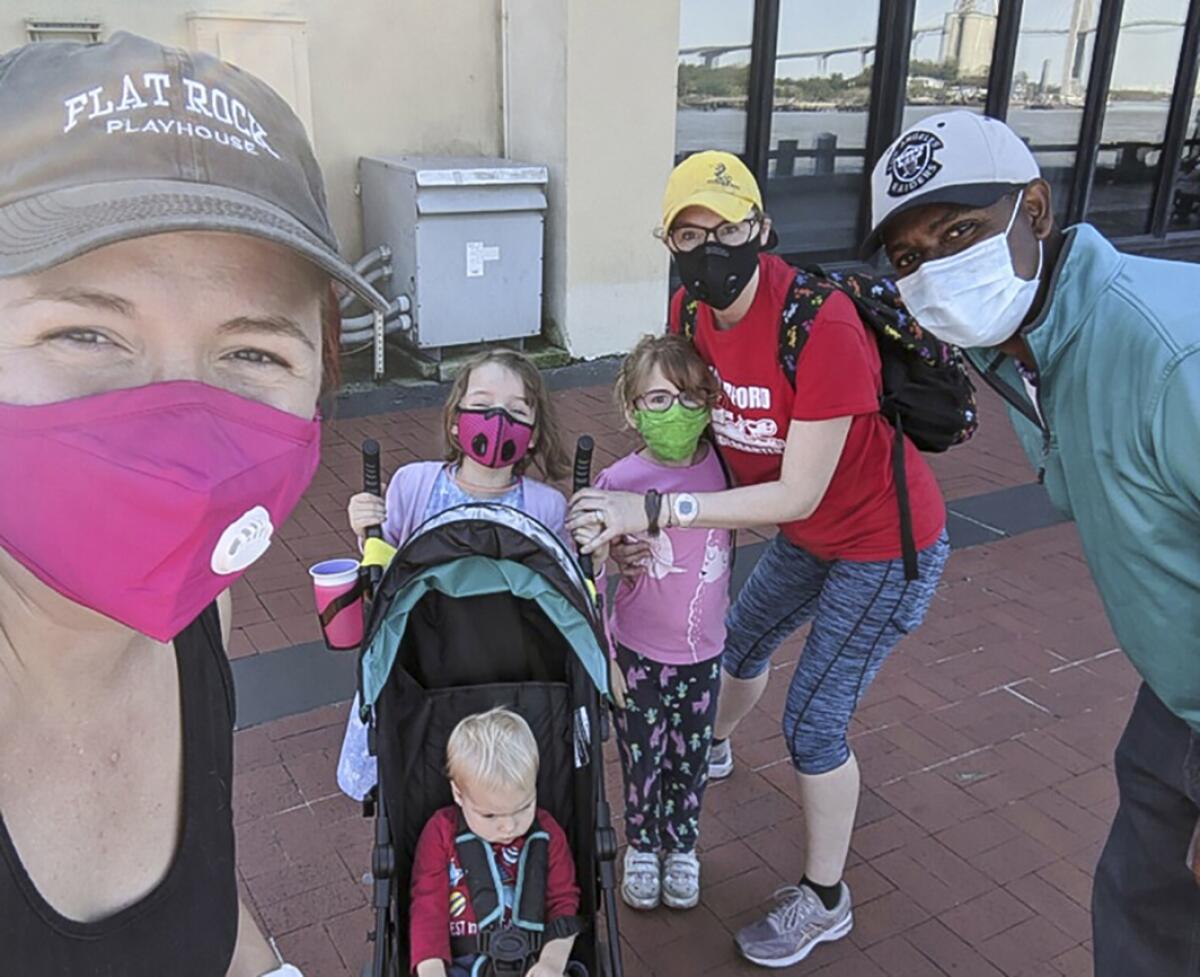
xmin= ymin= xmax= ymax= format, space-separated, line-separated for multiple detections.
xmin=455 ymin=407 xmax=534 ymax=469
xmin=0 ymin=380 xmax=321 ymax=641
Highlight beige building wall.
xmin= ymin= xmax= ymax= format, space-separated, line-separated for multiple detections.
xmin=1 ymin=1 xmax=682 ymax=360
xmin=508 ymin=0 xmax=680 ymax=359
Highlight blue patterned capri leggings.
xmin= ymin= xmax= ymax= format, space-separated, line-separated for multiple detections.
xmin=723 ymin=530 xmax=950 ymax=775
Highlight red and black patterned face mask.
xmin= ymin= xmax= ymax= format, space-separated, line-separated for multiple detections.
xmin=455 ymin=407 xmax=534 ymax=469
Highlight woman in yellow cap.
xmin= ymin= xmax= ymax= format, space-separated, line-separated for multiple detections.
xmin=569 ymin=152 xmax=949 ymax=968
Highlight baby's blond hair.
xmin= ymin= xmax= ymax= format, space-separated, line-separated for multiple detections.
xmin=446 ymin=706 xmax=539 ymax=794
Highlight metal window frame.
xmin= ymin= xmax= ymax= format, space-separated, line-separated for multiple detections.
xmin=743 ymin=0 xmax=781 ymax=182
xmin=985 ymin=0 xmax=1024 ymax=119
xmin=736 ymin=0 xmax=1200 ymax=262
xmin=856 ymin=0 xmax=917 ymax=244
xmin=1066 ymin=0 xmax=1125 ymax=223
xmin=1149 ymin=0 xmax=1200 ymax=237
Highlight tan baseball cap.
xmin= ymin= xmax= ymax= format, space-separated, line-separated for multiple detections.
xmin=0 ymin=31 xmax=387 ymax=311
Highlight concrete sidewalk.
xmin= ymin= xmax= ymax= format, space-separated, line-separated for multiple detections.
xmin=229 ymin=375 xmax=1131 ymax=977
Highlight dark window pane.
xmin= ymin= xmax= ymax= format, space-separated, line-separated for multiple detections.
xmin=1006 ymin=0 xmax=1101 ymax=223
xmin=1089 ymin=1 xmax=1188 ymax=237
xmin=675 ymin=0 xmax=755 ymax=159
xmin=762 ymin=0 xmax=882 ymax=259
xmin=1169 ymin=62 xmax=1200 ymax=229
xmin=906 ymin=0 xmax=997 ymax=118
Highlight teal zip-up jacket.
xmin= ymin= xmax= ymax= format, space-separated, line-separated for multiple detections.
xmin=966 ymin=224 xmax=1200 ymax=730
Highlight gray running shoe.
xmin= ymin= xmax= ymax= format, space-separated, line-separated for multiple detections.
xmin=735 ymin=883 xmax=853 ymax=968
xmin=708 ymin=738 xmax=733 ymax=780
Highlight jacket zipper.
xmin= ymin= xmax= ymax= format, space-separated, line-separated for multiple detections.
xmin=973 ymin=353 xmax=1053 ymax=483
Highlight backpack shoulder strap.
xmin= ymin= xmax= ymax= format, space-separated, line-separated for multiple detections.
xmin=777 ymin=269 xmax=838 ymax=387
xmin=680 ymin=292 xmax=700 ymax=341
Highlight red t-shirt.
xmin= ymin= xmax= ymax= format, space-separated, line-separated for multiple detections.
xmin=409 ymin=806 xmax=580 ymax=972
xmin=669 ymin=253 xmax=945 ymax=561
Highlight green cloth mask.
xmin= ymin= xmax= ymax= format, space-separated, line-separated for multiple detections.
xmin=633 ymin=403 xmax=710 ymax=462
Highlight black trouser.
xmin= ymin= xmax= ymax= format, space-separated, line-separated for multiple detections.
xmin=1093 ymin=683 xmax=1200 ymax=975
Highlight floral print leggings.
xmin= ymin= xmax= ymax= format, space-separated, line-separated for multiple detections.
xmin=613 ymin=644 xmax=722 ymax=854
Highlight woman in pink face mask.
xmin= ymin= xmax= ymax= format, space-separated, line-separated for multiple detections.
xmin=0 ymin=33 xmax=387 ymax=977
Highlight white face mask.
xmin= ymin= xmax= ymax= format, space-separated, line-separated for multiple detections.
xmin=896 ymin=192 xmax=1044 ymax=349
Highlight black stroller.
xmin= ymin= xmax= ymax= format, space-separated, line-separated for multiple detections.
xmin=355 ymin=488 xmax=625 ymax=977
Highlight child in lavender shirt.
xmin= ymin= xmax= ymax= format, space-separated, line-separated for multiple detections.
xmin=336 ymin=350 xmax=570 ymax=801
xmin=576 ymin=335 xmax=731 ymax=913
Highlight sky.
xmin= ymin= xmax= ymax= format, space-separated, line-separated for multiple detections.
xmin=678 ymin=0 xmax=1189 ymax=92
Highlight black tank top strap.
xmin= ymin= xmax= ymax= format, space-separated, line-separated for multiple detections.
xmin=0 ymin=604 xmax=240 ymax=976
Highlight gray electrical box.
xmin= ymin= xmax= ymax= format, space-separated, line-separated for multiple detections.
xmin=358 ymin=156 xmax=548 ymax=351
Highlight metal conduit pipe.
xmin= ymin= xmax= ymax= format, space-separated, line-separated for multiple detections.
xmin=340 ymin=314 xmax=412 ymax=345
xmin=352 ymin=244 xmax=392 ymax=276
xmin=339 ymin=264 xmax=394 ymax=313
xmin=339 ymin=295 xmax=410 ymax=331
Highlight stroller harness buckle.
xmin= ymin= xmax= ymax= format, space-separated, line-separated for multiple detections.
xmin=450 ymin=817 xmax=557 ymax=973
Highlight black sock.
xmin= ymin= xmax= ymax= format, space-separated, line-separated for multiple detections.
xmin=713 ymin=737 xmax=727 ymax=747
xmin=801 ymin=876 xmax=842 ymax=911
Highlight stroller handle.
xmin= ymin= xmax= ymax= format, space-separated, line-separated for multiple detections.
xmin=572 ymin=436 xmax=595 ymax=582
xmin=362 ymin=439 xmax=383 ymax=536
xmin=362 ymin=439 xmax=384 ymax=591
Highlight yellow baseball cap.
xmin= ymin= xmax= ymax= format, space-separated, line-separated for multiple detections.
xmin=661 ymin=151 xmax=763 ymax=232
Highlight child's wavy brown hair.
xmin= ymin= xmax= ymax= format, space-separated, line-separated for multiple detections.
xmin=613 ymin=333 xmax=720 ymax=420
xmin=442 ymin=349 xmax=570 ymax=481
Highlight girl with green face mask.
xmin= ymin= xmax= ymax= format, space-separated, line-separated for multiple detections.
xmin=570 ymin=334 xmax=732 ymax=915
xmin=628 ymin=375 xmax=712 ymax=464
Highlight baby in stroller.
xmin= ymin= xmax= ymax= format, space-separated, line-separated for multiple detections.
xmin=411 ymin=707 xmax=582 ymax=977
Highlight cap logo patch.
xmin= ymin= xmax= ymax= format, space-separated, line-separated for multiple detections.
xmin=61 ymin=73 xmax=281 ymax=160
xmin=709 ymin=162 xmax=734 ymax=188
xmin=886 ymin=130 xmax=943 ymax=197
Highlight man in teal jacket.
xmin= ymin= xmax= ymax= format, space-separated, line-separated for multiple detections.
xmin=865 ymin=111 xmax=1200 ymax=974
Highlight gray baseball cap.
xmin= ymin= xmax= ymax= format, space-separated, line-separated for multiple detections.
xmin=0 ymin=31 xmax=387 ymax=311
xmin=862 ymin=111 xmax=1041 ymax=259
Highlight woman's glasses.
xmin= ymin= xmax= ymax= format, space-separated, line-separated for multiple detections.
xmin=666 ymin=218 xmax=759 ymax=254
xmin=634 ymin=389 xmax=708 ymax=413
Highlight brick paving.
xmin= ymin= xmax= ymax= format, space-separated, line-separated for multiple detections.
xmin=231 ymin=378 xmax=1135 ymax=976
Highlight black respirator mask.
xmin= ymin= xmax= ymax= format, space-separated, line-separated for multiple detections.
xmin=672 ymin=236 xmax=762 ymax=311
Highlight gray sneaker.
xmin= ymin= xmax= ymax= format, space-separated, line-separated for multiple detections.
xmin=662 ymin=851 xmax=701 ymax=909
xmin=621 ymin=848 xmax=661 ymax=910
xmin=735 ymin=883 xmax=853 ymax=968
xmin=708 ymin=738 xmax=733 ymax=780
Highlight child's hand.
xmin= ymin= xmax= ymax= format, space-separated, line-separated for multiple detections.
xmin=347 ymin=492 xmax=386 ymax=539
xmin=610 ymin=536 xmax=651 ymax=581
xmin=571 ymin=524 xmax=609 ymax=567
xmin=608 ymin=659 xmax=628 ymax=709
